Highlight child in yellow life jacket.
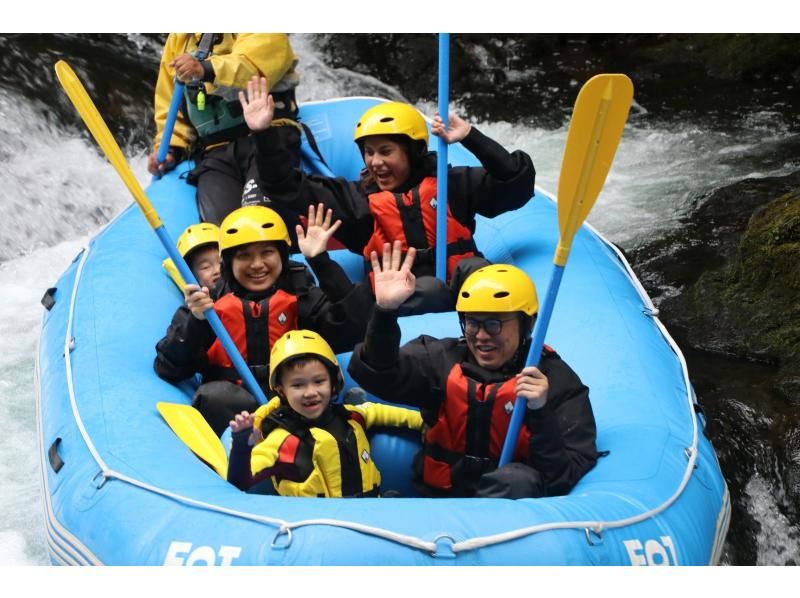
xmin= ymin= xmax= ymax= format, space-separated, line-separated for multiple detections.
xmin=226 ymin=329 xmax=423 ymax=497
xmin=154 ymin=205 xmax=375 ymax=435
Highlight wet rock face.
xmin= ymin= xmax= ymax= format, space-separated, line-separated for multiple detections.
xmin=314 ymin=33 xmax=800 ymax=127
xmin=631 ymin=170 xmax=800 ymax=398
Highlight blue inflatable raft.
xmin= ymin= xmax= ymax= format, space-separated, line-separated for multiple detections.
xmin=35 ymin=97 xmax=730 ymax=565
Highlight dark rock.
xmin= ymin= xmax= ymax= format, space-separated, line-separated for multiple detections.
xmin=314 ymin=33 xmax=800 ymax=128
xmin=632 ymin=171 xmax=800 ymax=390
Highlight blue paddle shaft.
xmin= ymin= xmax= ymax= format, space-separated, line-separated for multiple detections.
xmin=154 ymin=225 xmax=268 ymax=405
xmin=498 ymin=264 xmax=565 ymax=466
xmin=156 ymin=82 xmax=185 ymax=164
xmin=435 ymin=33 xmax=450 ymax=282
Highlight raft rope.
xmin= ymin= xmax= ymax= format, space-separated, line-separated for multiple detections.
xmin=56 ymin=193 xmax=704 ymax=560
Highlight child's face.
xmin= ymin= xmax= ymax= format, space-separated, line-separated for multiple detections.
xmin=190 ymin=246 xmax=221 ymax=289
xmin=276 ymin=359 xmax=332 ymax=421
xmin=231 ymin=241 xmax=283 ymax=292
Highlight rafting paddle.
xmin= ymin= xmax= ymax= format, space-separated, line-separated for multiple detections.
xmin=435 ymin=32 xmax=450 ymax=282
xmin=498 ymin=73 xmax=634 ymax=467
xmin=55 ymin=60 xmax=267 ymax=404
xmin=157 ymin=402 xmax=228 ymax=478
xmin=55 ymin=60 xmax=271 ymax=470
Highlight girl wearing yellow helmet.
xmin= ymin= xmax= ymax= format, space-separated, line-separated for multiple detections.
xmin=226 ymin=330 xmax=423 ymax=497
xmin=240 ymin=75 xmax=536 ymax=314
xmin=154 ymin=205 xmax=374 ymax=434
xmin=348 ymin=244 xmax=598 ymax=499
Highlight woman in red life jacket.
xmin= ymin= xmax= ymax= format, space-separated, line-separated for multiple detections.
xmin=348 ymin=242 xmax=598 ymax=498
xmin=154 ymin=204 xmax=374 ymax=434
xmin=240 ymin=75 xmax=536 ymax=315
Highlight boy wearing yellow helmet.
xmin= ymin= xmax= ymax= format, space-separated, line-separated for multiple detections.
xmin=226 ymin=329 xmax=423 ymax=497
xmin=239 ymin=75 xmax=536 ymax=314
xmin=162 ymin=222 xmax=222 ymax=291
xmin=154 ymin=205 xmax=374 ymax=434
xmin=348 ymin=243 xmax=598 ymax=498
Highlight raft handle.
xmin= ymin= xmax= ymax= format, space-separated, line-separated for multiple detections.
xmin=91 ymin=470 xmax=108 ymax=489
xmin=41 ymin=287 xmax=57 ymax=311
xmin=585 ymin=528 xmax=603 ymax=546
xmin=48 ymin=438 xmax=64 ymax=473
xmin=271 ymin=526 xmax=293 ymax=550
xmin=431 ymin=534 xmax=457 ymax=559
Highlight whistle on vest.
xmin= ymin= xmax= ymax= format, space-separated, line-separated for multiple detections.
xmin=197 ymin=90 xmax=206 ymax=111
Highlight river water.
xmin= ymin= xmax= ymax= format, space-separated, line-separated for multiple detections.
xmin=0 ymin=33 xmax=797 ymax=565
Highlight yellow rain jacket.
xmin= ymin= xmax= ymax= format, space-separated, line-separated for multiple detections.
xmin=153 ymin=33 xmax=299 ymax=152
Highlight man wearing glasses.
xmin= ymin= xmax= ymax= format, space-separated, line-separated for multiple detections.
xmin=348 ymin=242 xmax=598 ymax=498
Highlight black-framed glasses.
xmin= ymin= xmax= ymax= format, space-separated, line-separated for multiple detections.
xmin=461 ymin=316 xmax=517 ymax=337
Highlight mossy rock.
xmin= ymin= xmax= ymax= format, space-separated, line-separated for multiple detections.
xmin=686 ymin=188 xmax=800 ymax=395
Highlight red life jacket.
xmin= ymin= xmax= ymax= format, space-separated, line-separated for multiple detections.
xmin=421 ymin=363 xmax=531 ymax=492
xmin=362 ymin=176 xmax=478 ymax=282
xmin=206 ymin=290 xmax=298 ymax=388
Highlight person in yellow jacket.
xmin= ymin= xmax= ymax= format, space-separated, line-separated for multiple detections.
xmin=226 ymin=329 xmax=423 ymax=497
xmin=147 ymin=33 xmax=302 ymax=227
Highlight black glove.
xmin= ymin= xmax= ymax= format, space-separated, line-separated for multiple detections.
xmin=474 ymin=463 xmax=545 ymax=499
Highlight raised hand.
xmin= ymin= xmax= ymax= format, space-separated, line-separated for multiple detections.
xmin=431 ymin=111 xmax=472 ymax=144
xmin=371 ymin=241 xmax=417 ymax=310
xmin=229 ymin=411 xmax=263 ymax=446
xmin=296 ymin=203 xmax=342 ymax=259
xmin=239 ymin=75 xmax=274 ymax=132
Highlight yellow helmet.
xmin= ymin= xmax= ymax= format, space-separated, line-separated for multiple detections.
xmin=456 ymin=264 xmax=539 ymax=316
xmin=269 ymin=329 xmax=344 ymax=394
xmin=176 ymin=223 xmax=220 ymax=258
xmin=219 ymin=206 xmax=290 ymax=252
xmin=353 ymin=101 xmax=428 ymax=145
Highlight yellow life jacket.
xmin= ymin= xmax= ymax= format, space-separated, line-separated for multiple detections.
xmin=251 ymin=400 xmax=422 ymax=497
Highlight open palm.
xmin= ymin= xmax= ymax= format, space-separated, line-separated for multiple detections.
xmin=239 ymin=75 xmax=274 ymax=132
xmin=296 ymin=203 xmax=342 ymax=258
xmin=372 ymin=241 xmax=417 ymax=310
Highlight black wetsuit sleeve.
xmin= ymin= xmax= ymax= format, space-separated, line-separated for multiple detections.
xmin=227 ymin=428 xmax=255 ymax=490
xmin=153 ymin=305 xmax=216 ymax=382
xmin=306 ymin=252 xmax=357 ymax=302
xmin=296 ymin=280 xmax=375 ymax=355
xmin=524 ymin=354 xmax=599 ymax=496
xmin=347 ymin=306 xmax=445 ymax=410
xmin=447 ymin=126 xmax=536 ymax=224
xmin=253 ymin=127 xmax=374 ymax=253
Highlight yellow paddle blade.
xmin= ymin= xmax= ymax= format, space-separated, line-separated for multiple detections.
xmin=555 ymin=74 xmax=633 ymax=266
xmin=156 ymin=402 xmax=228 ymax=479
xmin=162 ymin=258 xmax=187 ymax=291
xmin=54 ymin=60 xmax=162 ymax=229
